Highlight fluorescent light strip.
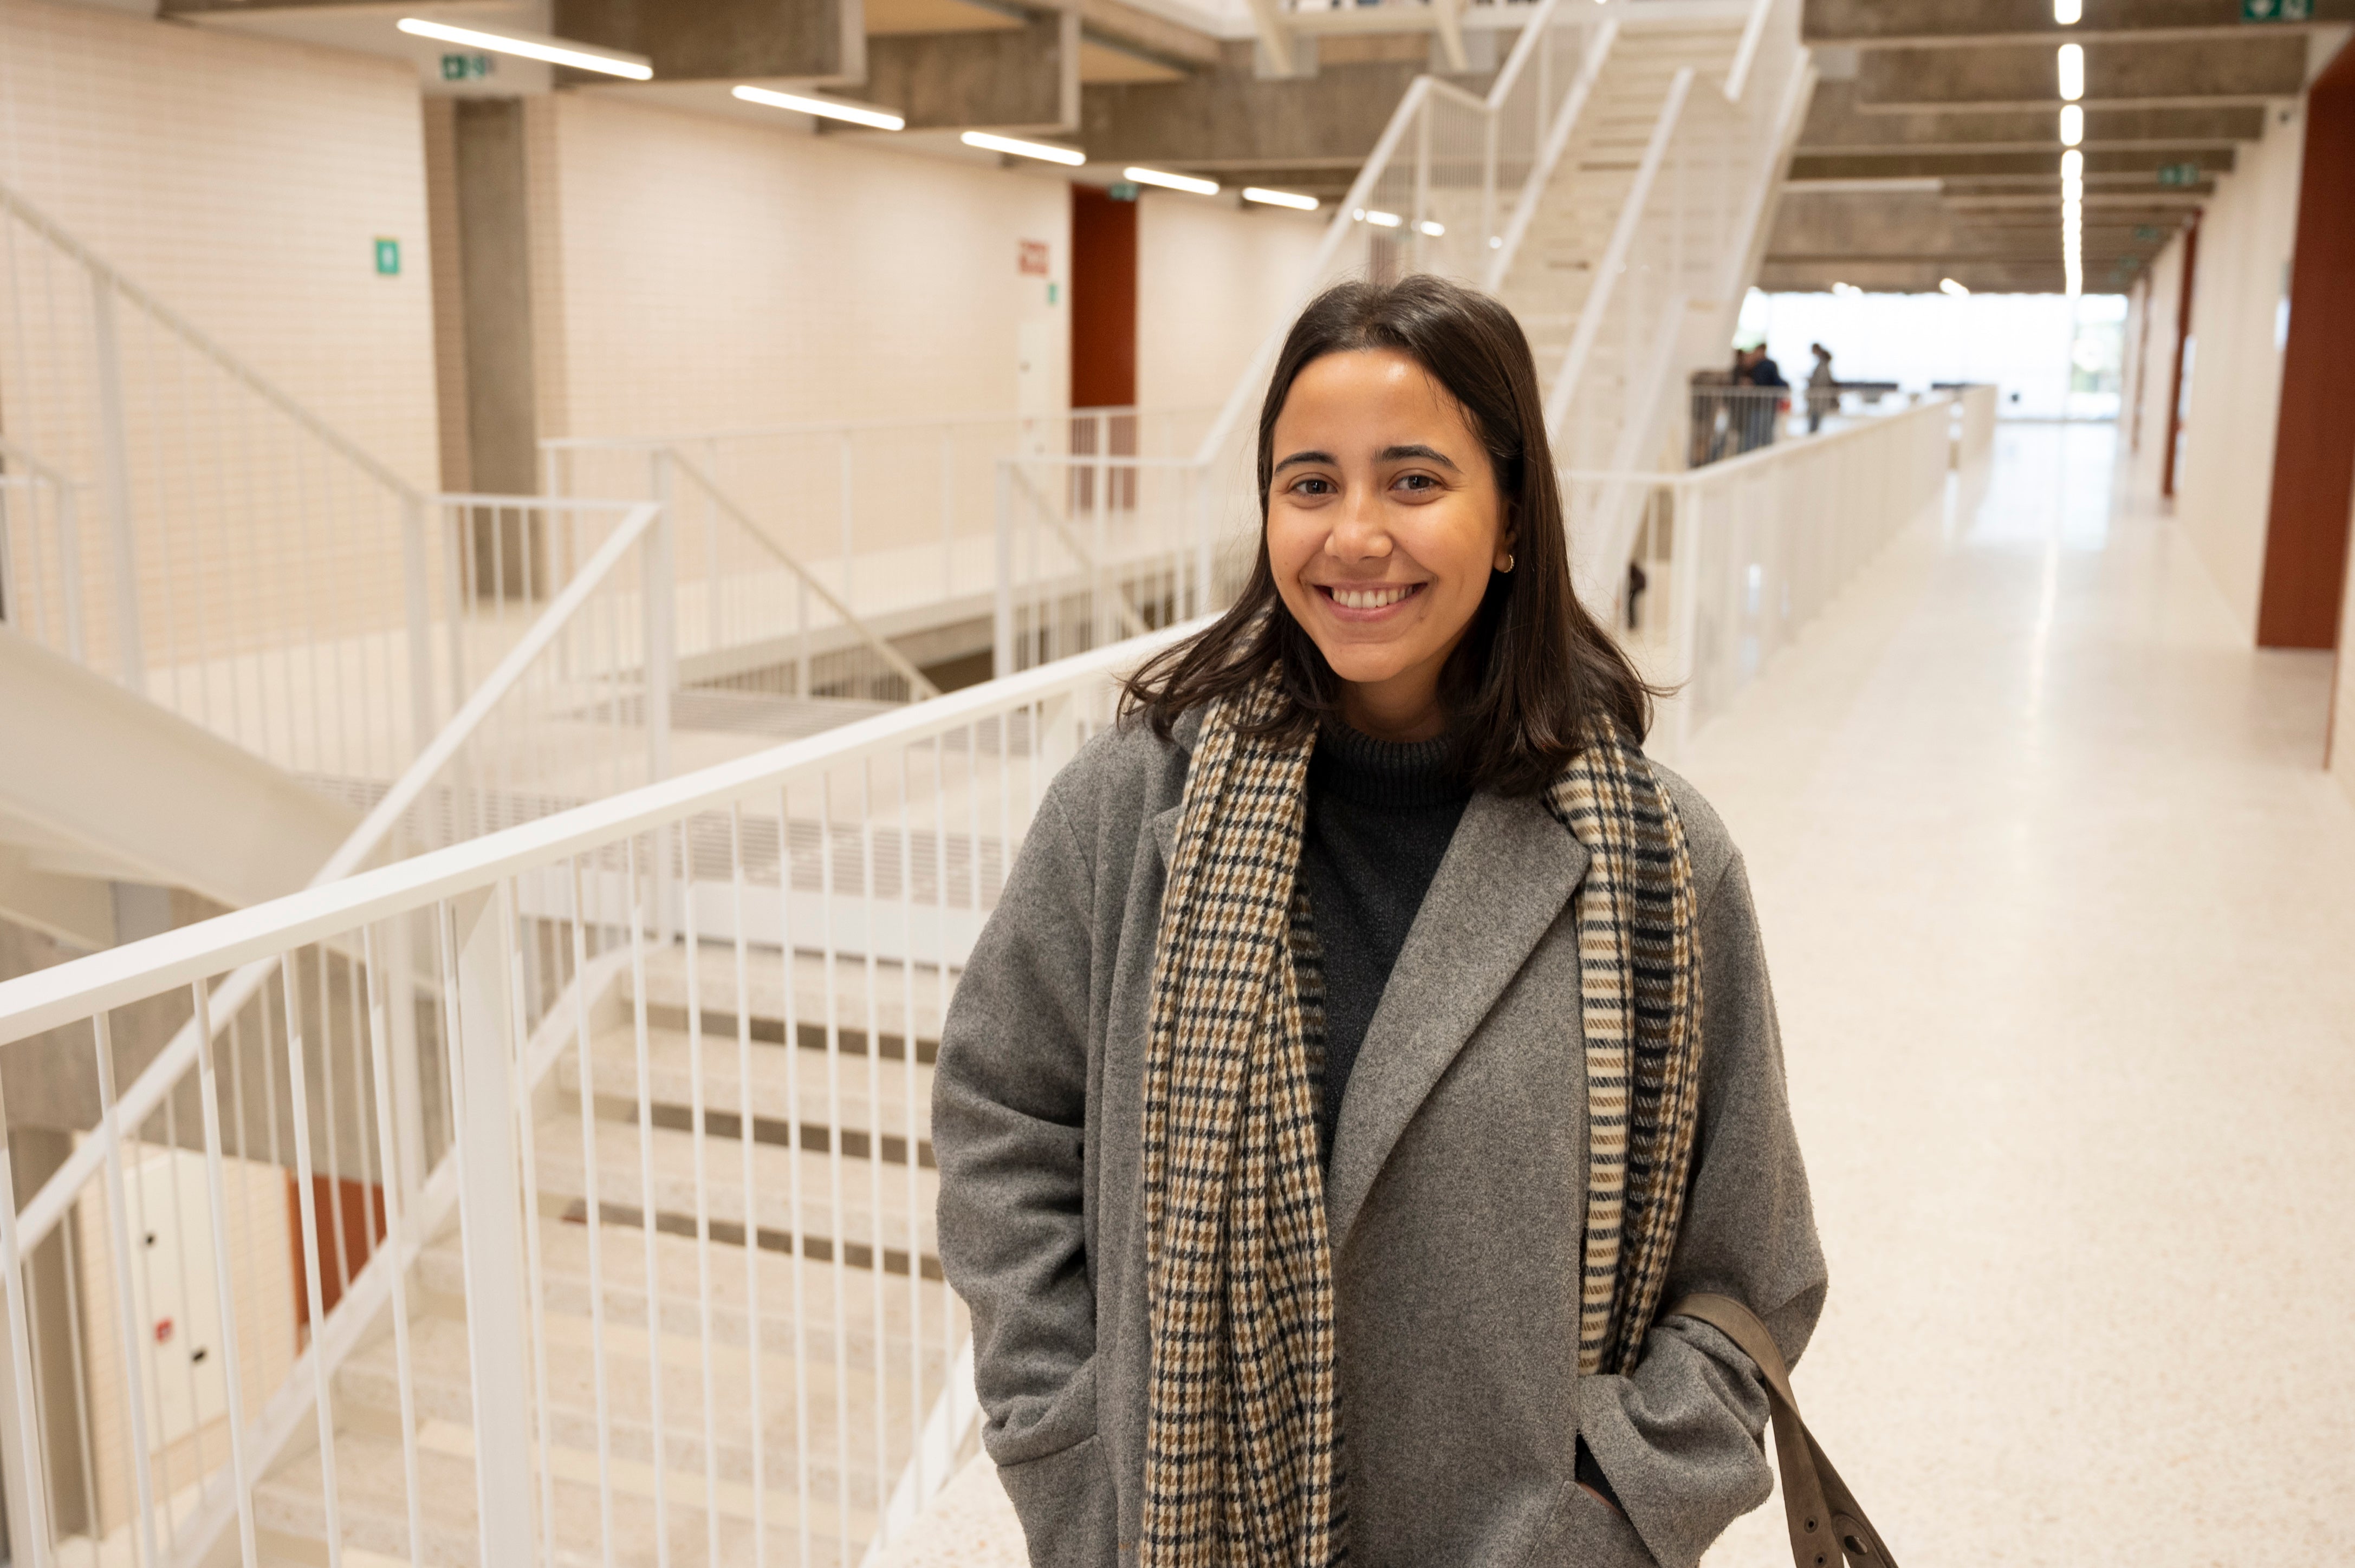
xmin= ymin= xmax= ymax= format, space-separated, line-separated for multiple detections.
xmin=1126 ymin=165 xmax=1218 ymax=196
xmin=2060 ymin=148 xmax=2084 ymax=179
xmin=1353 ymin=207 xmax=1403 ymax=228
xmin=732 ymin=84 xmax=903 ymax=130
xmin=961 ymin=131 xmax=1085 ymax=166
xmin=1939 ymin=277 xmax=1970 ymax=297
xmin=395 ymin=17 xmax=651 ymax=79
xmin=1416 ymin=219 xmax=1445 ymax=237
xmin=1244 ymin=186 xmax=1319 ymax=212
xmin=2060 ymin=103 xmax=2084 ymax=146
xmin=2057 ymin=42 xmax=2084 ymax=102
xmin=2054 ymin=0 xmax=2081 ymax=22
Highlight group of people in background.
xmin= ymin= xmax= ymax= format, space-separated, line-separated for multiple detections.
xmin=1692 ymin=340 xmax=1841 ymax=464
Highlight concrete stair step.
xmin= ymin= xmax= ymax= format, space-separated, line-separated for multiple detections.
xmin=334 ymin=1311 xmax=930 ymax=1501
xmin=416 ymin=1219 xmax=958 ymax=1364
xmin=565 ymin=1023 xmax=933 ymax=1149
xmin=258 ymin=1423 xmax=866 ymax=1566
xmin=628 ymin=941 xmax=949 ymax=1060
xmin=531 ymin=1111 xmax=941 ymax=1268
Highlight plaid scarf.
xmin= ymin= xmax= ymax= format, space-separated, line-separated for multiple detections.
xmin=1138 ymin=674 xmax=1705 ymax=1566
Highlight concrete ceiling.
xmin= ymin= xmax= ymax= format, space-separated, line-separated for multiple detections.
xmin=1767 ymin=0 xmax=2353 ymax=294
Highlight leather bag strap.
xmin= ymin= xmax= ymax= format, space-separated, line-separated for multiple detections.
xmin=1663 ymin=1294 xmax=1900 ymax=1568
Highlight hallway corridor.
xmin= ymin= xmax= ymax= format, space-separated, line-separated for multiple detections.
xmin=1687 ymin=424 xmax=2355 ymax=1564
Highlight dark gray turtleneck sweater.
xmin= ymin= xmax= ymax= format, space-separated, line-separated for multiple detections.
xmin=1297 ymin=720 xmax=1472 ymax=1156
xmin=1298 ymin=721 xmax=1625 ymax=1514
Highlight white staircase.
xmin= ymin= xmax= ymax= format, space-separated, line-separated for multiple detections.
xmin=246 ymin=942 xmax=951 ymax=1567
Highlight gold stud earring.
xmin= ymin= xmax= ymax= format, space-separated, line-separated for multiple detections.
xmin=1501 ymin=554 xmax=1516 ymax=572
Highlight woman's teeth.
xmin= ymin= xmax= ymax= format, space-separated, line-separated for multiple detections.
xmin=1330 ymin=584 xmax=1415 ymax=610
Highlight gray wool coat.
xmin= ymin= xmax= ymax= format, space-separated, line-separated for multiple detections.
xmin=931 ymin=711 xmax=1827 ymax=1568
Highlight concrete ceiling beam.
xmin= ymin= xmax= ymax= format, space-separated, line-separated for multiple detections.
xmin=1795 ymin=81 xmax=2263 ymax=152
xmin=1080 ymin=53 xmax=1462 ymax=165
xmin=1789 ymin=146 xmax=2237 ymax=179
xmin=1854 ymin=35 xmax=2309 ymax=112
xmin=1804 ymin=0 xmax=2354 ymax=50
xmin=869 ymin=9 xmax=1081 ymax=128
xmin=555 ymin=0 xmax=862 ymax=82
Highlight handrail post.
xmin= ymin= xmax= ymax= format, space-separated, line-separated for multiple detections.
xmin=644 ymin=456 xmax=676 ymax=788
xmin=0 ymin=1069 xmax=56 ymax=1568
xmin=402 ymin=493 xmax=436 ymax=760
xmin=55 ymin=483 xmax=86 ymax=666
xmin=445 ymin=888 xmax=536 ymax=1568
xmin=994 ymin=460 xmax=1016 ymax=678
xmin=88 ymin=276 xmax=143 ymax=692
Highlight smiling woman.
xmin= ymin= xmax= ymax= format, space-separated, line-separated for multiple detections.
xmin=932 ymin=276 xmax=1827 ymax=1568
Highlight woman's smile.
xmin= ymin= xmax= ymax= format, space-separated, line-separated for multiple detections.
xmin=1314 ymin=581 xmax=1427 ymax=617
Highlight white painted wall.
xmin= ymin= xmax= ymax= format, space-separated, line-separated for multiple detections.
xmin=1135 ymin=191 xmax=1325 ymax=414
xmin=2172 ymin=101 xmax=2308 ymax=638
xmin=523 ymin=94 xmax=1072 ymax=440
xmin=0 ymin=0 xmax=439 ymax=491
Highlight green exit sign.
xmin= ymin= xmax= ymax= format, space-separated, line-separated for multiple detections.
xmin=2242 ymin=0 xmax=2313 ymax=19
xmin=374 ymin=237 xmax=401 ymax=276
xmin=2156 ymin=162 xmax=2202 ymax=186
xmin=440 ymin=51 xmax=495 ymax=80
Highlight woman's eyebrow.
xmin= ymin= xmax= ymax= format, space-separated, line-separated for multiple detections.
xmin=1273 ymin=449 xmax=1335 ymax=472
xmin=1379 ymin=443 xmax=1460 ymax=470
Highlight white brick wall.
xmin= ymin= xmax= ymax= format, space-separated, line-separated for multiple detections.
xmin=1137 ymin=189 xmax=1325 ymax=414
xmin=524 ymin=93 xmax=1073 ymax=442
xmin=0 ymin=0 xmax=439 ymax=492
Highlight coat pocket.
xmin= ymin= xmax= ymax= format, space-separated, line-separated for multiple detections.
xmin=1521 ymin=1481 xmax=1659 ymax=1568
xmin=996 ymin=1433 xmax=1117 ymax=1567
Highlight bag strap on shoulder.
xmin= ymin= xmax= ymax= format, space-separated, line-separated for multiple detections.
xmin=1663 ymin=1294 xmax=1900 ymax=1568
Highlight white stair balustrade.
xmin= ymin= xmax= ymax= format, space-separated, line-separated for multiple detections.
xmin=544 ymin=407 xmax=1216 ymax=697
xmin=0 ymin=624 xmax=1193 ymax=1568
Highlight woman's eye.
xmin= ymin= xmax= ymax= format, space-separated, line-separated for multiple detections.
xmin=1394 ymin=472 xmax=1438 ymax=493
xmin=1291 ymin=476 xmax=1335 ymax=497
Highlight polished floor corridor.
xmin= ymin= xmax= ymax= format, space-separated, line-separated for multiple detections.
xmin=1688 ymin=422 xmax=2355 ymax=1565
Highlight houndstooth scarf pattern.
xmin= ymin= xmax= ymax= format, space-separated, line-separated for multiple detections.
xmin=1138 ymin=674 xmax=1704 ymax=1566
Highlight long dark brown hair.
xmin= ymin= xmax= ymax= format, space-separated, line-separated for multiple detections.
xmin=1123 ymin=274 xmax=1655 ymax=796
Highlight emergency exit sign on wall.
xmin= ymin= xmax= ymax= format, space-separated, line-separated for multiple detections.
xmin=374 ymin=238 xmax=401 ymax=276
xmin=2242 ymin=0 xmax=2312 ymax=19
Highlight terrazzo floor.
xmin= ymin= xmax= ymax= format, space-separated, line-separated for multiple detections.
xmin=891 ymin=422 xmax=2355 ymax=1565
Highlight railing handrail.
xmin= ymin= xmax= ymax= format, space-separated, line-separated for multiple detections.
xmin=1719 ymin=0 xmax=1775 ymax=101
xmin=2 ymin=495 xmax=663 ymax=1256
xmin=1561 ymin=391 xmax=1961 ymax=488
xmin=657 ymin=447 xmax=943 ymax=699
xmin=1541 ymin=66 xmax=1696 ymax=437
xmin=1192 ymin=0 xmax=1609 ymax=470
xmin=1483 ymin=15 xmax=1620 ymax=292
xmin=0 ymin=175 xmax=426 ymax=504
xmin=540 ymin=402 xmax=1218 ymax=452
xmin=0 ymin=433 xmax=75 ymax=490
xmin=0 ymin=617 xmax=1205 ymax=1047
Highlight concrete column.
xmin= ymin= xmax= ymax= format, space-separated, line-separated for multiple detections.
xmin=451 ymin=100 xmax=543 ymax=591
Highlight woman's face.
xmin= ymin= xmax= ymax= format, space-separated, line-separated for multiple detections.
xmin=1266 ymin=348 xmax=1510 ymax=741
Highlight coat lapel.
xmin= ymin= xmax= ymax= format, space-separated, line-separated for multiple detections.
xmin=1324 ymin=790 xmax=1588 ymax=1255
xmin=1146 ymin=784 xmax=1589 ymax=1257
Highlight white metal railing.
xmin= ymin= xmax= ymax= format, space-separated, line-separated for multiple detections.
xmin=544 ymin=408 xmax=1215 ymax=656
xmin=0 ymin=622 xmax=1196 ymax=1568
xmin=1193 ymin=0 xmax=1622 ymax=479
xmin=1545 ymin=0 xmax=1813 ymax=611
xmin=1572 ymin=391 xmax=1967 ymax=754
xmin=0 ymin=435 xmax=82 ymax=661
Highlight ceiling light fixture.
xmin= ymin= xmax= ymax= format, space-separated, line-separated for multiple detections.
xmin=2060 ymin=103 xmax=2084 ymax=146
xmin=396 ymin=17 xmax=652 ymax=78
xmin=2054 ymin=0 xmax=2081 ymax=22
xmin=731 ymin=84 xmax=904 ymax=130
xmin=1353 ymin=207 xmax=1403 ymax=228
xmin=1244 ymin=186 xmax=1320 ymax=211
xmin=1125 ymin=166 xmax=1219 ymax=196
xmin=1416 ymin=219 xmax=1445 ymax=237
xmin=961 ymin=131 xmax=1086 ymax=166
xmin=1939 ymin=277 xmax=1970 ymax=297
xmin=2057 ymin=42 xmax=2085 ymax=102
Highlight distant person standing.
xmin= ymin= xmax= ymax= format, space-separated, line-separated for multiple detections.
xmin=1806 ymin=343 xmax=1837 ymax=433
xmin=1739 ymin=344 xmax=1787 ymax=453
